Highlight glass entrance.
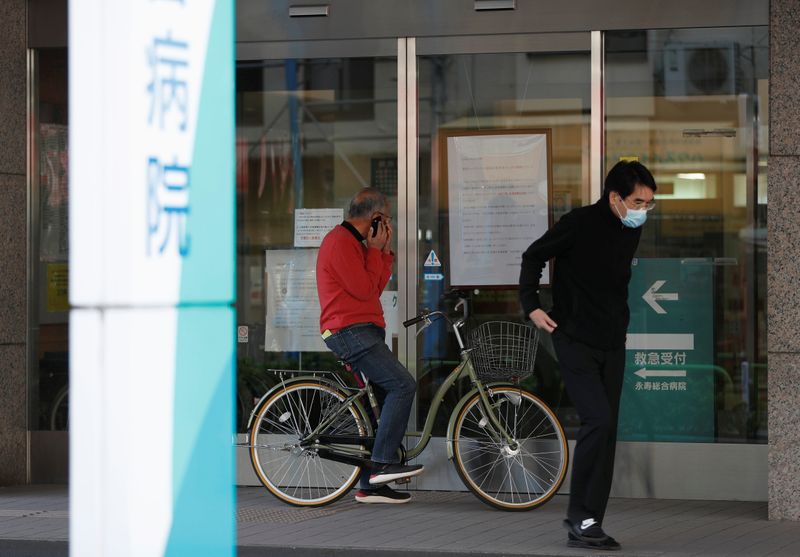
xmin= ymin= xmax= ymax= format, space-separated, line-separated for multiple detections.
xmin=235 ymin=41 xmax=399 ymax=432
xmin=409 ymin=28 xmax=769 ymax=445
xmin=412 ymin=34 xmax=593 ymax=434
xmin=234 ymin=28 xmax=769 ymax=449
xmin=605 ymin=27 xmax=769 ymax=443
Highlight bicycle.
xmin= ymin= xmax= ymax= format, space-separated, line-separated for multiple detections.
xmin=244 ymin=291 xmax=568 ymax=510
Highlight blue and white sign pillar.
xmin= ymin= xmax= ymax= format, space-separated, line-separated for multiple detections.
xmin=68 ymin=1 xmax=235 ymax=555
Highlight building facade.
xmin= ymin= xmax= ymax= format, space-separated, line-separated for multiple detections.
xmin=1 ymin=0 xmax=798 ymax=520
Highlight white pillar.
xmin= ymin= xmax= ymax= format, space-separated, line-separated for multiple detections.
xmin=68 ymin=1 xmax=235 ymax=555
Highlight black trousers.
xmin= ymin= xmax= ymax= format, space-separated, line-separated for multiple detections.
xmin=552 ymin=330 xmax=625 ymax=525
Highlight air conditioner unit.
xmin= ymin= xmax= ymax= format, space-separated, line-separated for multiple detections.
xmin=663 ymin=43 xmax=739 ymax=97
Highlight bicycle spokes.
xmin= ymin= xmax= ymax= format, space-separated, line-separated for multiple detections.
xmin=250 ymin=382 xmax=368 ymax=506
xmin=453 ymin=387 xmax=567 ymax=510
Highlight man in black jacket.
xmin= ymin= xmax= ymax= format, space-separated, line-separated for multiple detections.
xmin=519 ymin=161 xmax=656 ymax=551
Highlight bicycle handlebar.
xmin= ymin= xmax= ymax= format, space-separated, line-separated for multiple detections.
xmin=403 ymin=289 xmax=474 ymax=329
xmin=402 ymin=306 xmax=468 ymax=351
xmin=403 ymin=310 xmax=449 ymax=329
xmin=402 ymin=314 xmax=427 ymax=328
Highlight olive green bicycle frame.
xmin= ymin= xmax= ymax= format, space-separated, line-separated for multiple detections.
xmin=300 ymin=350 xmax=517 ymax=464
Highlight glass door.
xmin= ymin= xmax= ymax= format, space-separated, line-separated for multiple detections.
xmin=605 ymin=27 xmax=769 ymax=443
xmin=235 ymin=40 xmax=400 ymax=432
xmin=411 ymin=34 xmax=593 ymax=434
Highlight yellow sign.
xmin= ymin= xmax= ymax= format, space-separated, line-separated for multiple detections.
xmin=47 ymin=263 xmax=69 ymax=313
xmin=619 ymin=156 xmax=640 ymax=162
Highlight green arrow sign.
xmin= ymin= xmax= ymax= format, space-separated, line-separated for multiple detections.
xmin=618 ymin=258 xmax=714 ymax=442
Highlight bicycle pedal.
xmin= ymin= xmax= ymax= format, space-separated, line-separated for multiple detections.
xmin=394 ymin=476 xmax=411 ymax=485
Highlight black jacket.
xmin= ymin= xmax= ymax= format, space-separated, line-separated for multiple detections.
xmin=519 ymin=200 xmax=642 ymax=350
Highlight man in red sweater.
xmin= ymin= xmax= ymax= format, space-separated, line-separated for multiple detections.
xmin=317 ymin=187 xmax=423 ymax=504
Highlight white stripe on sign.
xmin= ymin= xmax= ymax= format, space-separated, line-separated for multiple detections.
xmin=626 ymin=333 xmax=694 ymax=350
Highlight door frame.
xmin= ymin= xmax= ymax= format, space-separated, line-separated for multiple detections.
xmin=401 ymin=32 xmax=598 ymax=417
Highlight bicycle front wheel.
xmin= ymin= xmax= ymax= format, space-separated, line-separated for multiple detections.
xmin=452 ymin=386 xmax=568 ymax=511
xmin=250 ymin=381 xmax=369 ymax=507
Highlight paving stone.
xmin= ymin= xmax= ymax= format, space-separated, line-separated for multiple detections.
xmin=0 ymin=486 xmax=799 ymax=556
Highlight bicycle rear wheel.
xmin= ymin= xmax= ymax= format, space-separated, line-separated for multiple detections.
xmin=50 ymin=385 xmax=69 ymax=431
xmin=452 ymin=386 xmax=568 ymax=511
xmin=250 ymin=381 xmax=369 ymax=506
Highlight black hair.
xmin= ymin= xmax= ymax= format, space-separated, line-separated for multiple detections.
xmin=602 ymin=160 xmax=657 ymax=199
xmin=347 ymin=187 xmax=387 ymax=219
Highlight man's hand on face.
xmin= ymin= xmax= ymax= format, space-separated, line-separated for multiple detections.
xmin=529 ymin=309 xmax=558 ymax=333
xmin=382 ymin=220 xmax=393 ymax=254
xmin=366 ymin=218 xmax=389 ymax=250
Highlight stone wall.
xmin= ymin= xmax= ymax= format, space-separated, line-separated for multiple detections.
xmin=0 ymin=0 xmax=29 ymax=486
xmin=768 ymin=0 xmax=800 ymax=522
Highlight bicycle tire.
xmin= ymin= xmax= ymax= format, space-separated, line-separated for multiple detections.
xmin=249 ymin=381 xmax=369 ymax=507
xmin=50 ymin=385 xmax=69 ymax=431
xmin=452 ymin=386 xmax=568 ymax=511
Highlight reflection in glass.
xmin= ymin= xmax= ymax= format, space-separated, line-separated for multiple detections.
xmin=31 ymin=49 xmax=70 ymax=431
xmin=606 ymin=26 xmax=769 ymax=443
xmin=235 ymin=57 xmax=398 ymax=432
xmin=416 ymin=50 xmax=591 ymax=435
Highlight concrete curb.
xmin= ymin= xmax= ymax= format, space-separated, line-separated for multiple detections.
xmin=0 ymin=540 xmax=574 ymax=557
xmin=0 ymin=540 xmax=68 ymax=557
xmin=237 ymin=547 xmax=566 ymax=557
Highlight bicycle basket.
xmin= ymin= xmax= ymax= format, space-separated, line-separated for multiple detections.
xmin=468 ymin=321 xmax=539 ymax=381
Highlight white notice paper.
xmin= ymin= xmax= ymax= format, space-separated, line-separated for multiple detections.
xmin=380 ymin=291 xmax=398 ymax=350
xmin=447 ymin=133 xmax=551 ymax=286
xmin=264 ymin=249 xmax=326 ymax=352
xmin=265 ymin=249 xmax=397 ymax=353
xmin=294 ymin=208 xmax=343 ymax=247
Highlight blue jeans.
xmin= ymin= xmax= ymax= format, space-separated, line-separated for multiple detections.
xmin=324 ymin=323 xmax=416 ymax=488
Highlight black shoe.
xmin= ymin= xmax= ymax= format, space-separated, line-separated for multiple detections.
xmin=354 ymin=485 xmax=411 ymax=504
xmin=565 ymin=523 xmax=621 ymax=551
xmin=567 ymin=536 xmax=622 ymax=551
xmin=369 ymin=463 xmax=424 ymax=485
xmin=563 ymin=518 xmax=608 ymax=542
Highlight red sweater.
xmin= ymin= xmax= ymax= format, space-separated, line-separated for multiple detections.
xmin=317 ymin=223 xmax=394 ymax=333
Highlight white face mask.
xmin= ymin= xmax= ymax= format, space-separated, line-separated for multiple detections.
xmin=614 ymin=197 xmax=648 ymax=228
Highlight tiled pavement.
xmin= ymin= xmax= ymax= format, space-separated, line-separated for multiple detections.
xmin=2 ymin=485 xmax=800 ymax=556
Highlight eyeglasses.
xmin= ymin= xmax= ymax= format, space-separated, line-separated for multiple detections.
xmin=375 ymin=212 xmax=393 ymax=222
xmin=619 ymin=197 xmax=656 ymax=212
xmin=630 ymin=200 xmax=657 ymax=212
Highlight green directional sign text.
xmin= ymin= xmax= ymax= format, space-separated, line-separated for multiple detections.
xmin=618 ymin=258 xmax=714 ymax=442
